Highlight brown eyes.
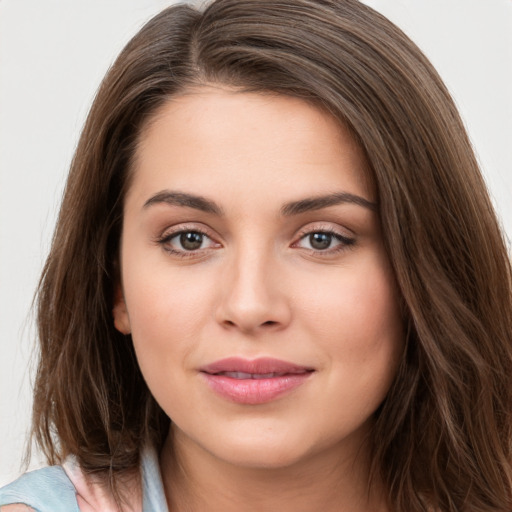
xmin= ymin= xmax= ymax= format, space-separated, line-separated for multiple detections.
xmin=293 ymin=230 xmax=355 ymax=252
xmin=157 ymin=228 xmax=355 ymax=258
xmin=179 ymin=231 xmax=206 ymax=251
xmin=310 ymin=233 xmax=332 ymax=250
xmin=157 ymin=230 xmax=219 ymax=256
xmin=306 ymin=232 xmax=338 ymax=250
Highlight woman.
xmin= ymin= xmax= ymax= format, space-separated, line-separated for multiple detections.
xmin=1 ymin=0 xmax=511 ymax=510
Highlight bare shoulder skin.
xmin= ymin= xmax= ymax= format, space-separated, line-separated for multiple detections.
xmin=0 ymin=505 xmax=35 ymax=512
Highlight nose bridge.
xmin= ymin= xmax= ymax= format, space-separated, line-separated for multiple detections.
xmin=216 ymin=238 xmax=289 ymax=332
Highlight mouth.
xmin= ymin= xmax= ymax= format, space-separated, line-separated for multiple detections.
xmin=213 ymin=371 xmax=299 ymax=379
xmin=199 ymin=357 xmax=315 ymax=405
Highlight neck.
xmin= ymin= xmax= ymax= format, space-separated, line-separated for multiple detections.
xmin=159 ymin=428 xmax=389 ymax=512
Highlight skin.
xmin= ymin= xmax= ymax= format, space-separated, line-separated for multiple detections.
xmin=114 ymin=86 xmax=404 ymax=512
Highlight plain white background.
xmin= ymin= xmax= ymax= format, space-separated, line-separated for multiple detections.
xmin=1 ymin=0 xmax=511 ymax=487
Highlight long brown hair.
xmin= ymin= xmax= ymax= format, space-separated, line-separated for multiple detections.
xmin=32 ymin=0 xmax=512 ymax=510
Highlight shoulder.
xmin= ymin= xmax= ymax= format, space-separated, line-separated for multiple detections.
xmin=1 ymin=506 xmax=35 ymax=511
xmin=0 ymin=465 xmax=79 ymax=511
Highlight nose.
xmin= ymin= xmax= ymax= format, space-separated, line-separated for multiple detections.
xmin=215 ymin=247 xmax=292 ymax=334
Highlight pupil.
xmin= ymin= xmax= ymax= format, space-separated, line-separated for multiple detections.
xmin=180 ymin=232 xmax=203 ymax=250
xmin=310 ymin=232 xmax=331 ymax=250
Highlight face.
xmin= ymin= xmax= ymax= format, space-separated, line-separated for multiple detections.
xmin=114 ymin=87 xmax=404 ymax=470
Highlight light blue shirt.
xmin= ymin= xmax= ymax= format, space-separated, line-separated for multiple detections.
xmin=0 ymin=447 xmax=168 ymax=511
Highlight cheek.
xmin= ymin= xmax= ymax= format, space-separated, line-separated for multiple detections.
xmin=316 ymin=266 xmax=404 ymax=429
xmin=304 ymin=262 xmax=401 ymax=337
xmin=124 ymin=268 xmax=211 ymax=415
xmin=121 ymin=259 xmax=214 ymax=373
xmin=298 ymin=253 xmax=404 ymax=376
xmin=350 ymin=269 xmax=403 ymax=351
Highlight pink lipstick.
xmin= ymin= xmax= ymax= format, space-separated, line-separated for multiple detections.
xmin=199 ymin=357 xmax=314 ymax=405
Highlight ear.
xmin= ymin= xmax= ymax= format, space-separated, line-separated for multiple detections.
xmin=113 ymin=285 xmax=131 ymax=335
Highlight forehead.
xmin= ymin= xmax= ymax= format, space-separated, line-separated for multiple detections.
xmin=129 ymin=87 xmax=373 ymax=207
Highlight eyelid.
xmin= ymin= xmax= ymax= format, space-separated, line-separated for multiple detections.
xmin=153 ymin=221 xmax=355 ymax=259
xmin=154 ymin=223 xmax=222 ymax=257
xmin=156 ymin=222 xmax=213 ymax=240
xmin=294 ymin=221 xmax=355 ymax=239
xmin=291 ymin=223 xmax=356 ymax=254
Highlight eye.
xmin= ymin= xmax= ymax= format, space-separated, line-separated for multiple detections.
xmin=294 ymin=229 xmax=355 ymax=253
xmin=305 ymin=232 xmax=336 ymax=250
xmin=157 ymin=228 xmax=220 ymax=256
xmin=177 ymin=231 xmax=207 ymax=251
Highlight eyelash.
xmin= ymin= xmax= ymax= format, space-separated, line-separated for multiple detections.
xmin=155 ymin=226 xmax=217 ymax=259
xmin=155 ymin=225 xmax=356 ymax=259
xmin=292 ymin=227 xmax=356 ymax=256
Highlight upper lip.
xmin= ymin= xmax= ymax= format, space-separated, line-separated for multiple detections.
xmin=200 ymin=357 xmax=315 ymax=375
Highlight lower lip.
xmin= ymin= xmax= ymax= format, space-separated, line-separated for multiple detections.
xmin=201 ymin=373 xmax=312 ymax=405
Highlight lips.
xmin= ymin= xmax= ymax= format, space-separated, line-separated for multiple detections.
xmin=200 ymin=357 xmax=314 ymax=405
xmin=215 ymin=371 xmax=290 ymax=379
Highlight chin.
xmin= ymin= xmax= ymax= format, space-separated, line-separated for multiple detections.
xmin=202 ymin=423 xmax=350 ymax=472
xmin=216 ymin=440 xmax=309 ymax=470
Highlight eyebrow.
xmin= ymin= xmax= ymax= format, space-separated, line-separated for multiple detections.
xmin=280 ymin=192 xmax=377 ymax=216
xmin=143 ymin=190 xmax=377 ymax=216
xmin=143 ymin=191 xmax=224 ymax=215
